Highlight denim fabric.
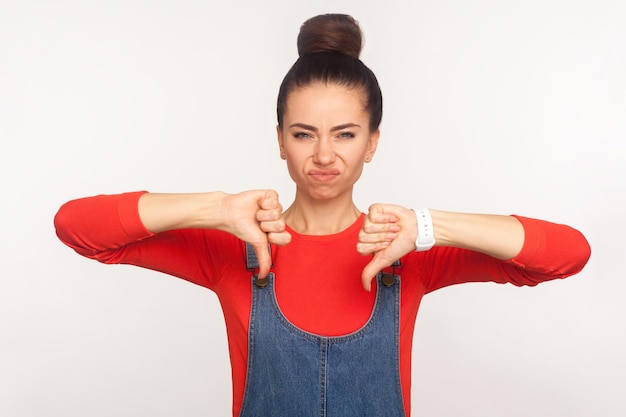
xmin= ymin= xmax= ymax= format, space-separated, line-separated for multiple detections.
xmin=239 ymin=247 xmax=405 ymax=417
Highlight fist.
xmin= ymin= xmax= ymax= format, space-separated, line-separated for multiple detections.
xmin=222 ymin=189 xmax=291 ymax=277
xmin=357 ymin=203 xmax=417 ymax=291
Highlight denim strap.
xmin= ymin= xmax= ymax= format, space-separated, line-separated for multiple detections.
xmin=245 ymin=242 xmax=258 ymax=271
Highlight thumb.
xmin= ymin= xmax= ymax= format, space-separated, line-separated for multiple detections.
xmin=254 ymin=190 xmax=276 ymax=278
xmin=252 ymin=240 xmax=271 ymax=279
xmin=361 ymin=252 xmax=393 ymax=291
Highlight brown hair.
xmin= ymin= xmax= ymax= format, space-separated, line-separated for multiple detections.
xmin=277 ymin=14 xmax=383 ymax=131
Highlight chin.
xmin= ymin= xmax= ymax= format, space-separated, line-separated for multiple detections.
xmin=309 ymin=187 xmax=350 ymax=202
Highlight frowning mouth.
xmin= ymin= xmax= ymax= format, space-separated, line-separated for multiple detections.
xmin=308 ymin=169 xmax=340 ymax=182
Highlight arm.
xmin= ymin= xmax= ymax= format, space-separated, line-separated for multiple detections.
xmin=357 ymin=204 xmax=591 ymax=291
xmin=430 ymin=210 xmax=524 ymax=260
xmin=54 ymin=190 xmax=291 ymax=280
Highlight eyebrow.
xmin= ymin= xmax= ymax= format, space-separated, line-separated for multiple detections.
xmin=288 ymin=122 xmax=361 ymax=132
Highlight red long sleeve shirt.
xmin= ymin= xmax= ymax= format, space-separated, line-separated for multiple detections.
xmin=54 ymin=191 xmax=591 ymax=416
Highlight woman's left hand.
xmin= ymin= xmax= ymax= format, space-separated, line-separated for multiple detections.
xmin=357 ymin=203 xmax=417 ymax=291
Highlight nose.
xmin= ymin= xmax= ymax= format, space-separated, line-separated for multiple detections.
xmin=313 ymin=137 xmax=335 ymax=165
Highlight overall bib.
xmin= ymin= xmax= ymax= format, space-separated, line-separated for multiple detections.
xmin=239 ymin=243 xmax=406 ymax=417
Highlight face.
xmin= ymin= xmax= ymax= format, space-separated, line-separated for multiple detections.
xmin=277 ymin=82 xmax=379 ymax=201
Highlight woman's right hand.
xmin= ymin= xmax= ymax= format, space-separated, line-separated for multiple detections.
xmin=220 ymin=190 xmax=292 ymax=277
xmin=138 ymin=189 xmax=291 ymax=278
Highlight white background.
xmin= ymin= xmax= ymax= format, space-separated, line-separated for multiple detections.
xmin=1 ymin=1 xmax=624 ymax=416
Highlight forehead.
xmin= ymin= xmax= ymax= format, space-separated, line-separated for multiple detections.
xmin=284 ymin=83 xmax=368 ymax=125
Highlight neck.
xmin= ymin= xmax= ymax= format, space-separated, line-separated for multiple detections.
xmin=284 ymin=190 xmax=361 ymax=235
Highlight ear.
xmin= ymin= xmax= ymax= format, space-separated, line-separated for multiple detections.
xmin=276 ymin=125 xmax=285 ymax=156
xmin=365 ymin=129 xmax=380 ymax=161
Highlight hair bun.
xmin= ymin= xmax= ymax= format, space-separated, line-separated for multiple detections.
xmin=297 ymin=14 xmax=362 ymax=59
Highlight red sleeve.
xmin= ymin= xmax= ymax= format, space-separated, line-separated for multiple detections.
xmin=509 ymin=215 xmax=591 ymax=276
xmin=54 ymin=191 xmax=153 ymax=258
xmin=54 ymin=191 xmax=234 ymax=289
xmin=419 ymin=215 xmax=591 ymax=293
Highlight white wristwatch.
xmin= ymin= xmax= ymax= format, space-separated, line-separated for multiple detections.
xmin=414 ymin=208 xmax=435 ymax=251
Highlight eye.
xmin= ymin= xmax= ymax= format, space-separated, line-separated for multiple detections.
xmin=293 ymin=131 xmax=313 ymax=139
xmin=337 ymin=131 xmax=355 ymax=139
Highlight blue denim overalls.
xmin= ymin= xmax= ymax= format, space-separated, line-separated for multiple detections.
xmin=239 ymin=243 xmax=406 ymax=417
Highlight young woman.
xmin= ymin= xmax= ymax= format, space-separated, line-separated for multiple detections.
xmin=54 ymin=14 xmax=591 ymax=417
